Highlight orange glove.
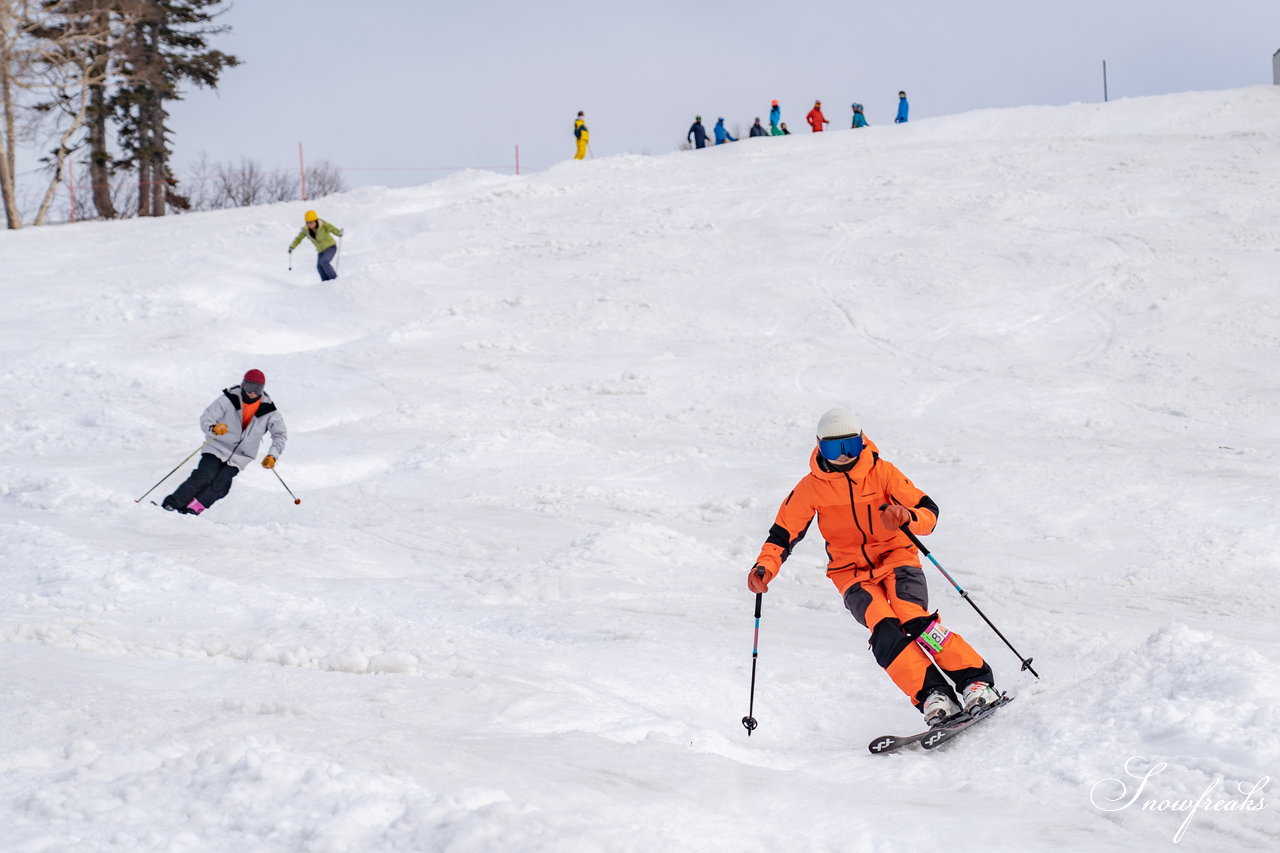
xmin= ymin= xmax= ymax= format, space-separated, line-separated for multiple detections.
xmin=747 ymin=564 xmax=774 ymax=593
xmin=881 ymin=504 xmax=912 ymax=530
xmin=211 ymin=423 xmax=228 ymax=435
xmin=261 ymin=455 xmax=276 ymax=469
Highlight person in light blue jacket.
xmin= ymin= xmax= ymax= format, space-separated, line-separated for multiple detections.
xmin=895 ymin=91 xmax=909 ymax=123
xmin=851 ymin=103 xmax=869 ymax=128
xmin=769 ymin=100 xmax=781 ymax=132
xmin=714 ymin=118 xmax=736 ymax=144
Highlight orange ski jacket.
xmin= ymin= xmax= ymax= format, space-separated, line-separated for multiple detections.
xmin=754 ymin=437 xmax=939 ymax=593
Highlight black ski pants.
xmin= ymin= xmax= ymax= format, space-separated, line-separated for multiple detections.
xmin=165 ymin=452 xmax=239 ymax=512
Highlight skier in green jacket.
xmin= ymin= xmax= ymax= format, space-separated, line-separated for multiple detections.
xmin=289 ymin=210 xmax=344 ymax=281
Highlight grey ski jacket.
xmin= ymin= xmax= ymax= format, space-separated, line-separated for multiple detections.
xmin=200 ymin=386 xmax=288 ymax=470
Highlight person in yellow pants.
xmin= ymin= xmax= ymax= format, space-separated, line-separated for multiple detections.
xmin=574 ymin=111 xmax=589 ymax=160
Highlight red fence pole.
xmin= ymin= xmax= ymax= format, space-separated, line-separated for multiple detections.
xmin=515 ymin=144 xmax=520 ymax=176
xmin=298 ymin=142 xmax=307 ymax=201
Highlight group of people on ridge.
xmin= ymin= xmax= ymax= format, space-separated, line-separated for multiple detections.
xmin=686 ymin=114 xmax=761 ymax=147
xmin=572 ymin=92 xmax=908 ymax=155
xmin=685 ymin=91 xmax=908 ymax=150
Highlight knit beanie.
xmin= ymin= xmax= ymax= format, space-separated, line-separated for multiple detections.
xmin=816 ymin=407 xmax=861 ymax=439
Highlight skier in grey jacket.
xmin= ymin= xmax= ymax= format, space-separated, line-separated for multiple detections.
xmin=162 ymin=369 xmax=288 ymax=515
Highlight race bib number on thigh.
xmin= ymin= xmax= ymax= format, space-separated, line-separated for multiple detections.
xmin=915 ymin=619 xmax=951 ymax=657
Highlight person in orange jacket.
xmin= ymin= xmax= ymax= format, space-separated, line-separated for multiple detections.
xmin=806 ymin=100 xmax=830 ymax=132
xmin=747 ymin=407 xmax=998 ymax=724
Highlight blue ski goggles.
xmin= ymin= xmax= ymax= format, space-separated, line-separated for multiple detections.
xmin=818 ymin=434 xmax=864 ymax=461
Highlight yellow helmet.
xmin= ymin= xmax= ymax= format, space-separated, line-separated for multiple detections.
xmin=304 ymin=210 xmax=318 ymax=222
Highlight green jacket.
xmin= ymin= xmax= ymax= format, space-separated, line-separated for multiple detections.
xmin=290 ymin=220 xmax=343 ymax=252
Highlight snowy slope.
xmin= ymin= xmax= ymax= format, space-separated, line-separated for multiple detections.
xmin=2 ymin=86 xmax=1279 ymax=852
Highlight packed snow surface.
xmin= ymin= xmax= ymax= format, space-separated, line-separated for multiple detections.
xmin=2 ymin=87 xmax=1279 ymax=852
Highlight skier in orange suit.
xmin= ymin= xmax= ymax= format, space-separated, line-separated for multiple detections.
xmin=748 ymin=407 xmax=998 ymax=724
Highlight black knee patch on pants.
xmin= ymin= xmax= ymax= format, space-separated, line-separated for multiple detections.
xmin=843 ymin=585 xmax=873 ymax=628
xmin=868 ymin=618 xmax=912 ymax=669
xmin=892 ymin=565 xmax=929 ymax=610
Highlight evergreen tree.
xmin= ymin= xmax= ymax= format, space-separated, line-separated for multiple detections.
xmin=111 ymin=0 xmax=236 ymax=216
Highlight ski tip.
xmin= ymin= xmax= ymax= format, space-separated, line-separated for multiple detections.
xmin=868 ymin=735 xmax=899 ymax=754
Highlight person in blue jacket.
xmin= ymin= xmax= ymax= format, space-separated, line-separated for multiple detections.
xmin=852 ymin=103 xmax=868 ymax=128
xmin=769 ymin=99 xmax=781 ymax=133
xmin=714 ymin=118 xmax=736 ymax=144
xmin=688 ymin=116 xmax=710 ymax=149
xmin=895 ymin=91 xmax=909 ymax=123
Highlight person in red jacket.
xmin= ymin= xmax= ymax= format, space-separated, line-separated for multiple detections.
xmin=747 ymin=407 xmax=998 ymax=724
xmin=806 ymin=100 xmax=830 ymax=132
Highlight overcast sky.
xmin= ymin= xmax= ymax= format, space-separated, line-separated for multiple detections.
xmin=105 ymin=1 xmax=1280 ymax=190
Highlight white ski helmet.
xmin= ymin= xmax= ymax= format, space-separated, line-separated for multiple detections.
xmin=816 ymin=407 xmax=861 ymax=439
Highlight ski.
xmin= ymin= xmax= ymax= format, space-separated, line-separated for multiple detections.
xmin=867 ymin=729 xmax=933 ymax=755
xmin=867 ymin=694 xmax=1012 ymax=755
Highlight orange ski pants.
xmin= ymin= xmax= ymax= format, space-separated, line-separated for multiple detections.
xmin=840 ymin=565 xmax=991 ymax=707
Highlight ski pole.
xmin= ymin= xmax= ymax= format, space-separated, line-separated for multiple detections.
xmin=890 ymin=511 xmax=1039 ymax=678
xmin=135 ymin=438 xmax=211 ymax=503
xmin=333 ymin=237 xmax=341 ymax=273
xmin=742 ymin=581 xmax=764 ymax=736
xmin=271 ymin=466 xmax=302 ymax=505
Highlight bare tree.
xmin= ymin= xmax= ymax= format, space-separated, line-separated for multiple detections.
xmin=181 ymin=147 xmax=213 ymax=209
xmin=28 ymin=3 xmax=114 ymax=224
xmin=55 ymin=0 xmax=140 ymax=220
xmin=213 ymin=155 xmax=265 ymax=207
xmin=182 ymin=152 xmax=300 ymax=210
xmin=57 ymin=158 xmax=132 ymax=220
xmin=147 ymin=154 xmax=348 ymax=214
xmin=304 ymin=159 xmax=346 ymax=199
xmin=0 ymin=0 xmax=37 ymax=228
xmin=263 ymin=167 xmax=294 ymax=203
xmin=2 ymin=1 xmax=129 ymax=227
